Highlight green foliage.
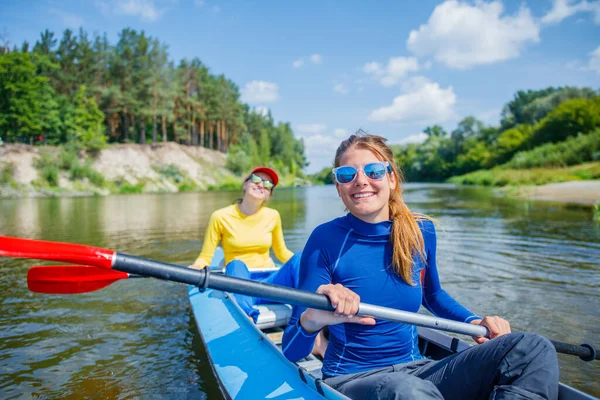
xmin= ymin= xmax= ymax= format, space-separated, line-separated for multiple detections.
xmin=449 ymin=163 xmax=600 ymax=187
xmin=309 ymin=166 xmax=334 ymax=185
xmin=226 ymin=144 xmax=252 ymax=174
xmin=0 ymin=52 xmax=59 ymax=141
xmin=206 ymin=175 xmax=242 ymax=191
xmin=0 ymin=163 xmax=16 ymax=186
xmin=0 ymin=27 xmax=306 ymax=174
xmin=506 ymin=130 xmax=600 ymax=169
xmin=492 ymin=124 xmax=533 ymax=164
xmin=500 ymin=87 xmax=561 ymax=130
xmin=116 ymin=181 xmax=145 ymax=194
xmin=154 ymin=164 xmax=185 ymax=182
xmin=67 ymin=85 xmax=107 ymax=152
xmin=529 ymin=97 xmax=600 ymax=147
xmin=177 ymin=179 xmax=199 ymax=192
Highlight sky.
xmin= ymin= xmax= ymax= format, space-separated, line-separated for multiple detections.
xmin=1 ymin=0 xmax=599 ymax=173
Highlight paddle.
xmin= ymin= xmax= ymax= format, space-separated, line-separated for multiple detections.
xmin=27 ymin=265 xmax=147 ymax=294
xmin=2 ymin=235 xmax=598 ymax=361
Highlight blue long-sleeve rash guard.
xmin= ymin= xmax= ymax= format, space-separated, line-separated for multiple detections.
xmin=282 ymin=214 xmax=480 ymax=378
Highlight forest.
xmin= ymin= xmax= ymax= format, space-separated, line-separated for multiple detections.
xmin=311 ymin=87 xmax=600 ymax=186
xmin=0 ymin=28 xmax=307 ymax=180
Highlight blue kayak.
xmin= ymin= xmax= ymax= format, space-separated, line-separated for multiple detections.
xmin=188 ymin=248 xmax=596 ymax=400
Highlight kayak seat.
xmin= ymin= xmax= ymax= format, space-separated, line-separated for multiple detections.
xmin=254 ymin=303 xmax=292 ymax=330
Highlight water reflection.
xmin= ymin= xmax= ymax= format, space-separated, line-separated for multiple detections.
xmin=0 ymin=184 xmax=598 ymax=398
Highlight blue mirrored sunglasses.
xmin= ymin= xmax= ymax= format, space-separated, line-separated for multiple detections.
xmin=250 ymin=173 xmax=274 ymax=190
xmin=332 ymin=162 xmax=392 ymax=184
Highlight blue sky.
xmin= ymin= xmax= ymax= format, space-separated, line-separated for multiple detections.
xmin=1 ymin=0 xmax=599 ymax=173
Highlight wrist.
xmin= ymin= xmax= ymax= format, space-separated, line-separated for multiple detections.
xmin=299 ymin=311 xmax=323 ymax=333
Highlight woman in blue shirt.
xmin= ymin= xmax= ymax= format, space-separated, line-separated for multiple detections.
xmin=282 ymin=132 xmax=559 ymax=399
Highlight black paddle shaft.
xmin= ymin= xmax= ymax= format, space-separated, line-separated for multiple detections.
xmin=112 ymin=253 xmax=599 ymax=361
xmin=113 ymin=253 xmax=335 ymax=310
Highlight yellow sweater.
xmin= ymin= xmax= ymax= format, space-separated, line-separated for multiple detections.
xmin=193 ymin=204 xmax=294 ymax=269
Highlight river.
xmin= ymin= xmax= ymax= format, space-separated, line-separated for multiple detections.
xmin=0 ymin=184 xmax=598 ymax=398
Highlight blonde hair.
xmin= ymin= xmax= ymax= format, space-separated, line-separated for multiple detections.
xmin=334 ymin=131 xmax=432 ymax=285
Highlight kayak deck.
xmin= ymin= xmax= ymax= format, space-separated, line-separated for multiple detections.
xmin=189 ymin=286 xmax=347 ymax=399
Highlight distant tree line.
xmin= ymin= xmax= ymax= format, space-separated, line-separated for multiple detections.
xmin=391 ymin=87 xmax=599 ymax=182
xmin=0 ymin=28 xmax=307 ymax=176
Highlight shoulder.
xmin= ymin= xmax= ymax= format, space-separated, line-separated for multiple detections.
xmin=310 ymin=216 xmax=350 ymax=240
xmin=416 ymin=217 xmax=435 ymax=235
xmin=304 ymin=216 xmax=350 ymax=257
xmin=416 ymin=217 xmax=437 ymax=247
xmin=212 ymin=204 xmax=236 ymax=219
xmin=260 ymin=206 xmax=281 ymax=220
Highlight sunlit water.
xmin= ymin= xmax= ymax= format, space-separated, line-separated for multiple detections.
xmin=1 ymin=184 xmax=598 ymax=398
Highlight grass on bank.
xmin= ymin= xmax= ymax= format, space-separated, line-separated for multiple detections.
xmin=448 ymin=162 xmax=600 ymax=186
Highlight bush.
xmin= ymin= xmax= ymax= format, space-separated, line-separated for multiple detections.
xmin=505 ymin=129 xmax=600 ymax=169
xmin=154 ymin=164 xmax=185 ymax=183
xmin=117 ymin=181 xmax=145 ymax=194
xmin=41 ymin=165 xmax=59 ymax=187
xmin=0 ymin=163 xmax=15 ymax=185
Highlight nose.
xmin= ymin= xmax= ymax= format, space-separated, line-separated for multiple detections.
xmin=354 ymin=169 xmax=368 ymax=185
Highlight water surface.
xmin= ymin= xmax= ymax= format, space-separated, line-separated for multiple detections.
xmin=1 ymin=184 xmax=598 ymax=398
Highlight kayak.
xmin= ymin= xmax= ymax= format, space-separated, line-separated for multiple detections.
xmin=188 ymin=248 xmax=596 ymax=400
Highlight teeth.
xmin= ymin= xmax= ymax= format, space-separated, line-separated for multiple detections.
xmin=353 ymin=192 xmax=374 ymax=198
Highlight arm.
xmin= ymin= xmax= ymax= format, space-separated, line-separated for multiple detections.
xmin=420 ymin=220 xmax=480 ymax=323
xmin=282 ymin=226 xmax=374 ymax=362
xmin=190 ymin=212 xmax=222 ymax=269
xmin=271 ymin=211 xmax=294 ymax=263
xmin=420 ymin=220 xmax=512 ymax=343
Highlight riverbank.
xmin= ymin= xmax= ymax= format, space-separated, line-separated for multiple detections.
xmin=0 ymin=142 xmax=236 ymax=198
xmin=503 ymin=180 xmax=600 ymax=205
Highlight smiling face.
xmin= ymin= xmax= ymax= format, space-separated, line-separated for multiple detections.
xmin=335 ymin=147 xmax=396 ymax=223
xmin=242 ymin=171 xmax=273 ymax=203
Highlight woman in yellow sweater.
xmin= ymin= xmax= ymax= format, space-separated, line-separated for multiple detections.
xmin=190 ymin=166 xmax=300 ymax=320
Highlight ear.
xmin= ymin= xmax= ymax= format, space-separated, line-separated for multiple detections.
xmin=388 ymin=170 xmax=397 ymax=191
xmin=335 ymin=182 xmax=342 ymax=197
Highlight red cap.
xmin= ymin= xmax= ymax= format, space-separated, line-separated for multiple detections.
xmin=251 ymin=166 xmax=279 ymax=187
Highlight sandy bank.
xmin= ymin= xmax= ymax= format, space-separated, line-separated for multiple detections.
xmin=510 ymin=181 xmax=600 ymax=205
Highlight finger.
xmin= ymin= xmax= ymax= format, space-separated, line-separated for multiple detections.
xmin=347 ymin=315 xmax=376 ymax=325
xmin=484 ymin=317 xmax=500 ymax=337
xmin=473 ymin=336 xmax=489 ymax=344
xmin=499 ymin=318 xmax=511 ymax=335
xmin=340 ymin=292 xmax=356 ymax=316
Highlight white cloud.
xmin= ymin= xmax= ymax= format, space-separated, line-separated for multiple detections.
xmin=240 ymin=81 xmax=279 ymax=104
xmin=295 ymin=123 xmax=328 ymax=136
xmin=368 ymin=77 xmax=456 ymax=123
xmin=301 ymin=134 xmax=340 ymax=173
xmin=586 ymin=45 xmax=600 ymax=73
xmin=333 ymin=128 xmax=349 ymax=138
xmin=333 ymin=84 xmax=349 ymax=94
xmin=390 ymin=133 xmax=429 ymax=145
xmin=96 ymin=0 xmax=163 ymax=22
xmin=407 ymin=1 xmax=540 ymax=69
xmin=49 ymin=9 xmax=84 ymax=28
xmin=293 ymin=54 xmax=322 ymax=68
xmin=541 ymin=0 xmax=600 ymax=25
xmin=292 ymin=58 xmax=304 ymax=68
xmin=363 ymin=57 xmax=420 ymax=87
xmin=564 ymin=45 xmax=600 ymax=73
xmin=309 ymin=54 xmax=322 ymax=64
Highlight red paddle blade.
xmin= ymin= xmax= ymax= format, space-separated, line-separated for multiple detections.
xmin=27 ymin=265 xmax=129 ymax=294
xmin=0 ymin=236 xmax=114 ymax=268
